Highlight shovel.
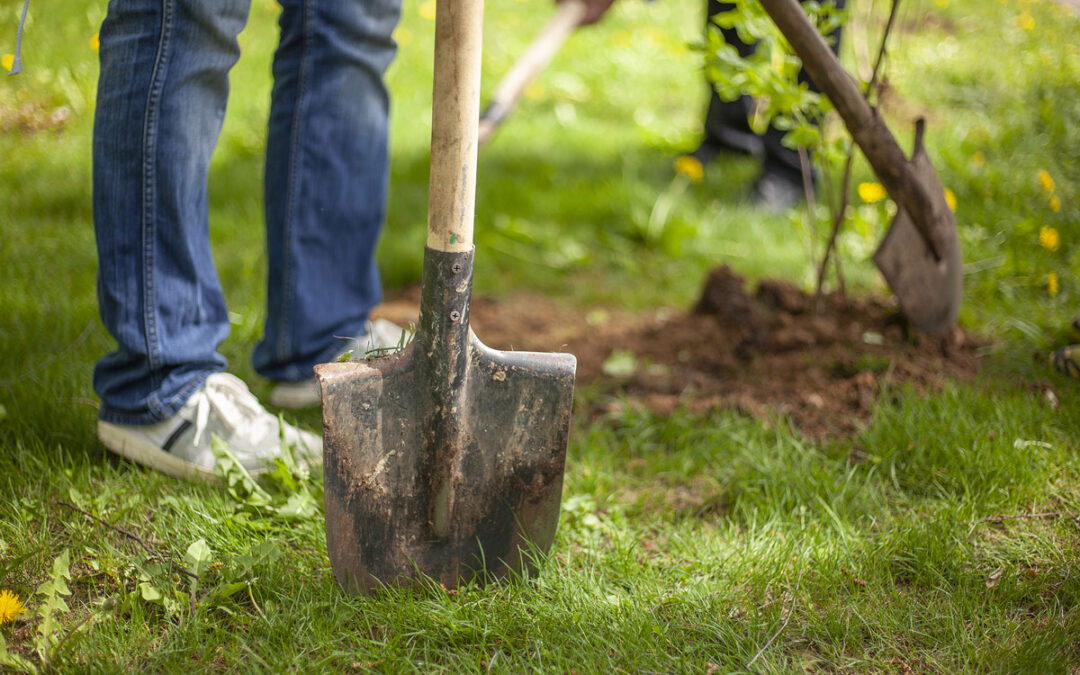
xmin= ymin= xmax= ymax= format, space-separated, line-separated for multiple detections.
xmin=314 ymin=0 xmax=577 ymax=594
xmin=478 ymin=0 xmax=587 ymax=146
xmin=758 ymin=0 xmax=963 ymax=336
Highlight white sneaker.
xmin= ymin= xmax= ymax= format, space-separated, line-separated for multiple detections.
xmin=268 ymin=318 xmax=411 ymax=409
xmin=98 ymin=373 xmax=322 ymax=481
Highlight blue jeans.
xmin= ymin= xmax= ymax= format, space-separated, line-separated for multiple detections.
xmin=92 ymin=0 xmax=401 ymax=425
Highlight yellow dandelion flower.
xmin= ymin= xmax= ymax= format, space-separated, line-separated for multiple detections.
xmin=1038 ymin=169 xmax=1055 ymax=193
xmin=0 ymin=590 xmax=25 ymax=625
xmin=419 ymin=0 xmax=436 ymax=20
xmin=944 ymin=188 xmax=957 ymax=212
xmin=1050 ymin=195 xmax=1061 ymax=212
xmin=1039 ymin=226 xmax=1060 ymax=251
xmin=90 ymin=33 xmax=100 ymax=51
xmin=858 ymin=182 xmax=887 ymax=203
xmin=2 ymin=54 xmax=13 ymax=72
xmin=673 ymin=155 xmax=704 ymax=183
xmin=971 ymin=152 xmax=985 ymax=168
xmin=933 ymin=0 xmax=948 ymax=6
xmin=1048 ymin=272 xmax=1059 ymax=297
xmin=1016 ymin=13 xmax=1035 ymax=30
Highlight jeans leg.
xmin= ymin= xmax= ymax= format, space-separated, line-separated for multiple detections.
xmin=93 ymin=0 xmax=250 ymax=424
xmin=253 ymin=0 xmax=402 ymax=383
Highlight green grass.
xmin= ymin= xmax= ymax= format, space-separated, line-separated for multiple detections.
xmin=2 ymin=0 xmax=1079 ymax=671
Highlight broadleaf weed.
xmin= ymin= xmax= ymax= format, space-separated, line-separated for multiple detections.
xmin=210 ymin=429 xmax=321 ymax=522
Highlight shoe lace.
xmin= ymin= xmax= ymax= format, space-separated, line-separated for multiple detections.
xmin=190 ymin=373 xmax=272 ymax=447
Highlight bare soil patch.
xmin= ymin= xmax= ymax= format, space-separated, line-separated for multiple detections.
xmin=374 ymin=266 xmax=984 ymax=438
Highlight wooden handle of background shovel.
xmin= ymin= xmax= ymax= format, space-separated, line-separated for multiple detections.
xmin=757 ymin=0 xmax=948 ymax=260
xmin=428 ymin=0 xmax=486 ymax=253
xmin=477 ymin=0 xmax=587 ymax=146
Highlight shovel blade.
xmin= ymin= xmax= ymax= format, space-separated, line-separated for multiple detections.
xmin=873 ymin=130 xmax=963 ymax=337
xmin=873 ymin=207 xmax=962 ymax=337
xmin=316 ymin=334 xmax=575 ymax=594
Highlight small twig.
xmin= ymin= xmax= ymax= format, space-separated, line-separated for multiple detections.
xmin=816 ymin=134 xmax=847 ymax=304
xmin=746 ymin=569 xmax=804 ymax=670
xmin=834 ymin=247 xmax=846 ymax=300
xmin=820 ymin=131 xmax=840 ymax=219
xmin=797 ymin=145 xmax=819 ymax=271
xmin=866 ymin=0 xmax=903 ymax=101
xmin=58 ymin=500 xmax=157 ymax=556
xmin=815 ymin=147 xmax=856 ymax=305
xmin=57 ymin=500 xmax=199 ymax=580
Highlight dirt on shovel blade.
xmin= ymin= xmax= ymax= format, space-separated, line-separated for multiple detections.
xmin=375 ymin=265 xmax=985 ymax=438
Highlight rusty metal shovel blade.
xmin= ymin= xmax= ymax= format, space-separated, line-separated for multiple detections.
xmin=872 ymin=126 xmax=963 ymax=337
xmin=315 ymin=249 xmax=576 ymax=594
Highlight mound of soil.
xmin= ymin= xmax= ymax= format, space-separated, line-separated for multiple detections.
xmin=374 ymin=266 xmax=984 ymax=438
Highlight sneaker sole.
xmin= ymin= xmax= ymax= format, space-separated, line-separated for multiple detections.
xmin=98 ymin=420 xmax=218 ymax=482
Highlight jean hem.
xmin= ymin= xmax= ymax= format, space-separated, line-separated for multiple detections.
xmin=255 ymin=317 xmax=372 ymax=383
xmin=98 ymin=369 xmax=215 ymax=426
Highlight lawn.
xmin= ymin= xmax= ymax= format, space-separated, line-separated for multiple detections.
xmin=1 ymin=0 xmax=1079 ymax=671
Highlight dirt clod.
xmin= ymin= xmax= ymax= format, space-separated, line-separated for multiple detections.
xmin=756 ymin=278 xmax=810 ymax=315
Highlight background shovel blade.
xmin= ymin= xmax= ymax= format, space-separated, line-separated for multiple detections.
xmin=316 ymin=336 xmax=576 ymax=594
xmin=873 ymin=208 xmax=963 ymax=337
xmin=872 ymin=135 xmax=963 ymax=337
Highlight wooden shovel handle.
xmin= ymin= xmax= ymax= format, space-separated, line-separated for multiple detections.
xmin=478 ymin=0 xmax=587 ymax=146
xmin=427 ymin=0 xmax=485 ymax=253
xmin=758 ymin=0 xmax=948 ymax=259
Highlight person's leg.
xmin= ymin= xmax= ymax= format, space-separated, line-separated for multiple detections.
xmin=756 ymin=0 xmax=848 ymax=203
xmin=253 ymin=0 xmax=403 ymax=384
xmin=697 ymin=0 xmax=762 ymax=160
xmin=93 ymin=0 xmax=251 ymax=425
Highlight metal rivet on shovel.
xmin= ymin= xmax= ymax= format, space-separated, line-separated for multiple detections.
xmin=758 ymin=0 xmax=963 ymax=336
xmin=315 ymin=0 xmax=576 ymax=594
